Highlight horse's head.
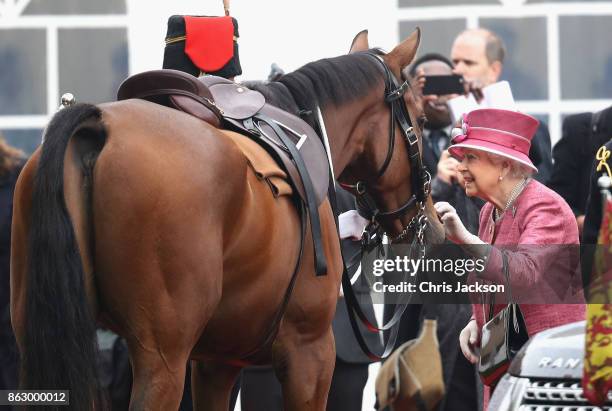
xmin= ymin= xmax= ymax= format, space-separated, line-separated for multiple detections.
xmin=275 ymin=30 xmax=446 ymax=246
xmin=337 ymin=29 xmax=446 ymax=246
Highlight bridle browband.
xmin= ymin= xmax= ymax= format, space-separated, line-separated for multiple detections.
xmin=342 ymin=52 xmax=432 ymax=248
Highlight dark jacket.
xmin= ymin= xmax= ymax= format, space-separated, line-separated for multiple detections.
xmin=581 ymin=139 xmax=612 ymax=294
xmin=548 ymin=107 xmax=612 ymax=216
xmin=0 ymin=162 xmax=23 ymax=339
xmin=530 ymin=122 xmax=553 ymax=184
xmin=421 ymin=128 xmax=450 ymax=179
xmin=0 ymin=160 xmax=24 ymax=391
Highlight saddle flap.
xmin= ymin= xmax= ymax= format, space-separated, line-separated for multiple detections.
xmin=257 ymin=104 xmax=329 ymax=206
xmin=199 ymin=76 xmax=265 ymax=120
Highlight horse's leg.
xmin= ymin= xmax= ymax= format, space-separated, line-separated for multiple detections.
xmin=191 ymin=360 xmax=241 ymax=411
xmin=128 ymin=346 xmax=188 ymax=411
xmin=273 ymin=326 xmax=336 ymax=410
xmin=272 ymin=200 xmax=342 ymax=411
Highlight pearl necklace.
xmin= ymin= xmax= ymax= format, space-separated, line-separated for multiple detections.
xmin=494 ymin=177 xmax=530 ymax=223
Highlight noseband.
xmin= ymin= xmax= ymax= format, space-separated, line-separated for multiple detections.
xmin=343 ymin=53 xmax=432 ymax=249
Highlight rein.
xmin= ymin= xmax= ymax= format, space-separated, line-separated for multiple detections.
xmin=310 ymin=53 xmax=433 ymax=360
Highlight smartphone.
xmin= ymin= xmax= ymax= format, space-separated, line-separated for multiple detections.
xmin=423 ymin=74 xmax=465 ymax=96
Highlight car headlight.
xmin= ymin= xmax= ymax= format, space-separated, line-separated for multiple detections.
xmin=488 ymin=374 xmax=530 ymax=411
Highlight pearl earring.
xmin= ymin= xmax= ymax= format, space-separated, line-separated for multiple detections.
xmin=499 ymin=175 xmax=503 ymax=181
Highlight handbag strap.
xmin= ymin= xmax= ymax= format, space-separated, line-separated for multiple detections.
xmin=500 ymin=251 xmax=521 ymax=333
xmin=484 ymin=250 xmax=513 ymax=322
xmin=501 ymin=251 xmax=514 ymax=303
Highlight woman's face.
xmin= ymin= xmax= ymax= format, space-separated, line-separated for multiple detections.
xmin=456 ymin=149 xmax=501 ymax=199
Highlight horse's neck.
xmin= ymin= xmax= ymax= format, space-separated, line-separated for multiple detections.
xmin=258 ymin=80 xmax=373 ymax=180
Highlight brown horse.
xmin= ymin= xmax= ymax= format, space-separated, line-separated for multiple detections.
xmin=10 ymin=29 xmax=444 ymax=410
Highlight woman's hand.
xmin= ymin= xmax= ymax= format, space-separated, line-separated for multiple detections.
xmin=434 ymin=202 xmax=474 ymax=244
xmin=459 ymin=319 xmax=480 ymax=364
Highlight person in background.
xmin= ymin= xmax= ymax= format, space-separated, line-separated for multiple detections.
xmin=450 ymin=28 xmax=553 ymax=184
xmin=410 ymin=53 xmax=485 ymax=236
xmin=435 ymin=108 xmax=586 ymax=409
xmin=581 ymin=137 xmax=612 ymax=292
xmin=0 ymin=136 xmax=26 ymax=404
xmin=408 ymin=53 xmax=455 ymax=177
xmin=548 ymin=106 xmax=612 ymax=237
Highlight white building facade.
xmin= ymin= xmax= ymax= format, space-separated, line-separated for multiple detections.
xmin=1 ymin=0 xmax=611 ymax=152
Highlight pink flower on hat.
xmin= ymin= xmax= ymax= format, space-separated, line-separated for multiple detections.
xmin=451 ymin=116 xmax=470 ymax=144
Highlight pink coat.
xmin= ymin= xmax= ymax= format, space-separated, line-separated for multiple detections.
xmin=471 ymin=180 xmax=586 ymax=393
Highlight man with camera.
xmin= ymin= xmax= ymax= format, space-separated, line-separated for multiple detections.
xmin=410 ymin=53 xmax=485 ymax=235
xmin=450 ymin=28 xmax=553 ymax=184
xmin=408 ymin=53 xmax=457 ymax=177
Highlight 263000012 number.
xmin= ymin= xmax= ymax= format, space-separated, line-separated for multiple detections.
xmin=1 ymin=390 xmax=69 ymax=405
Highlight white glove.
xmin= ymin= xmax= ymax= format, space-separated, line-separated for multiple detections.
xmin=434 ymin=201 xmax=476 ymax=244
xmin=338 ymin=210 xmax=368 ymax=241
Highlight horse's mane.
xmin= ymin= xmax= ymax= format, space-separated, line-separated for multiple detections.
xmin=244 ymin=49 xmax=385 ymax=119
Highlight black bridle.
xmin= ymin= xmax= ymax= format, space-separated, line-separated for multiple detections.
xmin=326 ymin=53 xmax=436 ymax=361
xmin=342 ymin=52 xmax=432 ymax=249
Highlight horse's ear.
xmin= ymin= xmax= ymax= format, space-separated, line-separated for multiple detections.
xmin=387 ymin=27 xmax=421 ymax=69
xmin=349 ymin=29 xmax=370 ymax=54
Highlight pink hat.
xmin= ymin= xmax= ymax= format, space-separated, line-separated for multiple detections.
xmin=448 ymin=108 xmax=540 ymax=173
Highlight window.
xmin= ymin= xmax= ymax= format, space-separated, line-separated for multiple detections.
xmin=480 ymin=17 xmax=548 ymax=100
xmin=399 ymin=0 xmax=499 ymax=6
xmin=0 ymin=29 xmax=47 ymax=115
xmin=58 ymin=29 xmax=129 ymax=104
xmin=560 ymin=16 xmax=612 ymax=99
xmin=527 ymin=0 xmax=607 ymax=3
xmin=0 ymin=0 xmax=128 ymax=152
xmin=23 ymin=0 xmax=126 ymax=15
xmin=399 ymin=19 xmax=466 ymax=61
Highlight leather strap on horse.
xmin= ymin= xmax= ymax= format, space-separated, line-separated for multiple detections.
xmin=256 ymin=113 xmax=328 ymax=276
xmin=341 ymin=259 xmax=401 ymax=361
xmin=325 ymin=182 xmax=408 ymax=361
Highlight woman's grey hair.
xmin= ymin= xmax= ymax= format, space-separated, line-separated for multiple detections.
xmin=485 ymin=152 xmax=534 ymax=179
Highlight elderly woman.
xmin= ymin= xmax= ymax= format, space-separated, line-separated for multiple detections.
xmin=434 ymin=109 xmax=586 ymax=405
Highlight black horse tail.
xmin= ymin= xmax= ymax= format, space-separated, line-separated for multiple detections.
xmin=22 ymin=103 xmax=106 ymax=410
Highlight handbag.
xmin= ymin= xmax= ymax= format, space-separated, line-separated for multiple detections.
xmin=162 ymin=1 xmax=242 ymax=79
xmin=478 ymin=251 xmax=529 ymax=386
xmin=375 ymin=319 xmax=445 ymax=411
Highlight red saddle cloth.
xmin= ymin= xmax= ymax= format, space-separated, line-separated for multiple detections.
xmin=184 ymin=16 xmax=234 ymax=73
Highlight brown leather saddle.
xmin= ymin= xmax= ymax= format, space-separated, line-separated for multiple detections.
xmin=117 ymin=69 xmax=329 ymax=275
